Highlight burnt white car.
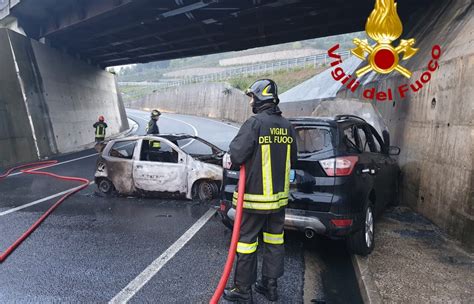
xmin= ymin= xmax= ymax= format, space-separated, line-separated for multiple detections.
xmin=94 ymin=134 xmax=224 ymax=201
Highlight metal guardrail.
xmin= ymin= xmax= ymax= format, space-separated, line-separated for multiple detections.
xmin=120 ymin=51 xmax=351 ymax=90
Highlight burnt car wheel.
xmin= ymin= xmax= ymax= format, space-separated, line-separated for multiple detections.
xmin=196 ymin=180 xmax=219 ymax=202
xmin=347 ymin=204 xmax=375 ymax=256
xmin=98 ymin=178 xmax=115 ymax=195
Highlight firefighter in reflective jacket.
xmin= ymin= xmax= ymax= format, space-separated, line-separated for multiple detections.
xmin=224 ymin=79 xmax=297 ymax=303
xmin=147 ymin=109 xmax=161 ymax=149
xmin=146 ymin=109 xmax=161 ymax=135
xmin=93 ymin=116 xmax=108 ymax=142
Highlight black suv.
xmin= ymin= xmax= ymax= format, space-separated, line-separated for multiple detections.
xmin=218 ymin=115 xmax=400 ymax=256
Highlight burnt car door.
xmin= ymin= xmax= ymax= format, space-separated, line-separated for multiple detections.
xmin=132 ymin=138 xmax=188 ymax=194
xmin=104 ymin=139 xmax=138 ymax=193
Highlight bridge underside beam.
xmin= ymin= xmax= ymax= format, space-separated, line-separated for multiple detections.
xmin=9 ymin=0 xmax=431 ymax=67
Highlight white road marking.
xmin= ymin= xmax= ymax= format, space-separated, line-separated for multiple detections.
xmin=0 ymin=182 xmax=94 ymax=217
xmin=109 ymin=208 xmax=216 ymax=304
xmin=161 ymin=115 xmax=199 ymax=136
xmin=8 ymin=153 xmax=99 ymax=178
xmin=160 ymin=115 xmax=199 ymax=148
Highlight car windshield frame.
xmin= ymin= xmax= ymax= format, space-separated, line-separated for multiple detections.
xmin=174 ymin=136 xmax=224 ymax=156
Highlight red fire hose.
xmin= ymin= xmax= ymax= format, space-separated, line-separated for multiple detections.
xmin=0 ymin=160 xmax=90 ymax=263
xmin=210 ymin=165 xmax=246 ymax=304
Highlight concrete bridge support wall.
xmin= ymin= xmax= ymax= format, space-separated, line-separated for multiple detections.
xmin=0 ymin=29 xmax=37 ymax=167
xmin=337 ymin=0 xmax=473 ymax=250
xmin=133 ymin=82 xmax=253 ymax=123
xmin=0 ymin=28 xmax=128 ymax=167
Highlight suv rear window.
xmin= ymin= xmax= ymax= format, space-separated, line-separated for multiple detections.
xmin=295 ymin=127 xmax=333 ymax=154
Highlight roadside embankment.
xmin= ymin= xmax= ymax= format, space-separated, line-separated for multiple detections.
xmin=131 ymin=82 xmax=252 ymax=123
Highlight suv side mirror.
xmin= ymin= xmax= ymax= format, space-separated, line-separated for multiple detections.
xmin=389 ymin=146 xmax=401 ymax=156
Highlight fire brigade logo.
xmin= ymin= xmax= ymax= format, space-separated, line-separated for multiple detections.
xmin=351 ymin=0 xmax=418 ymax=78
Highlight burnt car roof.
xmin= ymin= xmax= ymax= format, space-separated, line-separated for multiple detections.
xmin=157 ymin=134 xmax=197 ymax=141
xmin=112 ymin=134 xmax=224 ymax=153
xmin=289 ymin=117 xmax=337 ymax=127
xmin=289 ymin=115 xmax=367 ymax=127
xmin=111 ymin=134 xmax=196 ymax=142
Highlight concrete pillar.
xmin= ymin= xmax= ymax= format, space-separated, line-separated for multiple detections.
xmin=0 ymin=28 xmax=129 ymax=167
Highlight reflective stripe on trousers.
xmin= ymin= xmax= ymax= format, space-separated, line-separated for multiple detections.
xmin=236 ymin=240 xmax=258 ymax=254
xmin=263 ymin=232 xmax=284 ymax=245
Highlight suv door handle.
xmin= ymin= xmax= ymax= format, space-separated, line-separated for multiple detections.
xmin=136 ymin=165 xmax=143 ymax=169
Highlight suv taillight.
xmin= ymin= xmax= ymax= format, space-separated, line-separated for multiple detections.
xmin=319 ymin=156 xmax=358 ymax=176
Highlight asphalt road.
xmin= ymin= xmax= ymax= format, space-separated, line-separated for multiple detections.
xmin=0 ymin=109 xmax=362 ymax=303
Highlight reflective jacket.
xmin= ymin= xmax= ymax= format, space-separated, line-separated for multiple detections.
xmin=93 ymin=122 xmax=108 ymax=139
xmin=229 ymin=106 xmax=297 ymax=214
xmin=147 ymin=119 xmax=160 ymax=135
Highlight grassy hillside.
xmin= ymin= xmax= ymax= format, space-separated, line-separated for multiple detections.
xmin=228 ymin=65 xmax=327 ymax=94
xmin=116 ymin=32 xmax=363 ymax=82
xmin=120 ymin=65 xmax=328 ymax=104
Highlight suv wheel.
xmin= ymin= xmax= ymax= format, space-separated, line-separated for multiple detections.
xmin=347 ymin=205 xmax=375 ymax=256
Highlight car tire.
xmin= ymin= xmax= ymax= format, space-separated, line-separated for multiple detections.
xmin=347 ymin=204 xmax=375 ymax=256
xmin=196 ymin=180 xmax=219 ymax=202
xmin=98 ymin=178 xmax=115 ymax=195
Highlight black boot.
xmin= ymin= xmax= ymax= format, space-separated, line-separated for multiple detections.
xmin=223 ymin=285 xmax=253 ymax=303
xmin=255 ymin=277 xmax=278 ymax=301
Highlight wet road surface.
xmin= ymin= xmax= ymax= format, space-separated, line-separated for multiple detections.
xmin=0 ymin=109 xmax=361 ymax=303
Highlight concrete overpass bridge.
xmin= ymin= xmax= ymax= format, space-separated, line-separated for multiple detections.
xmin=0 ymin=0 xmax=472 ymax=250
xmin=1 ymin=0 xmax=432 ymax=67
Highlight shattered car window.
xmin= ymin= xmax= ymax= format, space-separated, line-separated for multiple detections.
xmin=343 ymin=126 xmax=359 ymax=153
xmin=140 ymin=140 xmax=178 ymax=163
xmin=356 ymin=126 xmax=371 ymax=152
xmin=109 ymin=140 xmax=136 ymax=159
xmin=371 ymin=131 xmax=382 ymax=153
xmin=177 ymin=138 xmax=214 ymax=156
xmin=296 ymin=128 xmax=333 ymax=154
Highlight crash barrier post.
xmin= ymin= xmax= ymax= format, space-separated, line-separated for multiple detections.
xmin=210 ymin=165 xmax=246 ymax=304
xmin=0 ymin=161 xmax=90 ymax=263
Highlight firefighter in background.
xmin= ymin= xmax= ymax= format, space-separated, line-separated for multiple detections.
xmin=147 ymin=109 xmax=161 ymax=135
xmin=223 ymin=79 xmax=297 ymax=303
xmin=93 ymin=115 xmax=108 ymax=142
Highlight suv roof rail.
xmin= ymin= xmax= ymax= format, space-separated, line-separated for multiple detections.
xmin=334 ymin=114 xmax=366 ymax=122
